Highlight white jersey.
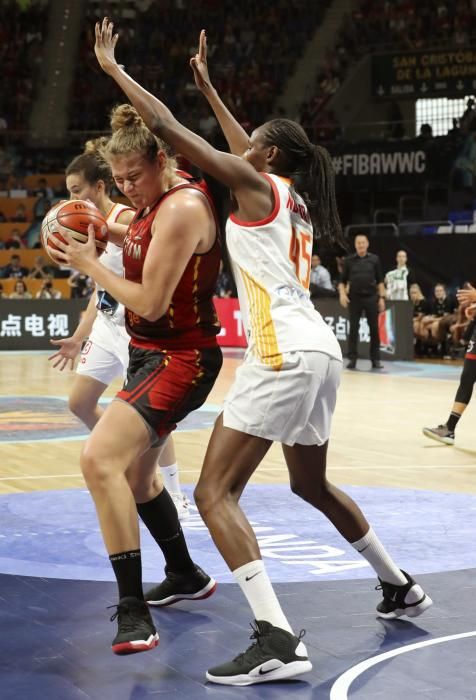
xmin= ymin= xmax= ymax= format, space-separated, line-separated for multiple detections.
xmin=95 ymin=202 xmax=133 ymax=328
xmin=226 ymin=174 xmax=342 ymax=369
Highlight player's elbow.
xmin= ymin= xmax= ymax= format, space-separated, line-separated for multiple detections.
xmin=150 ymin=114 xmax=173 ymax=139
xmin=141 ymin=301 xmax=168 ymax=322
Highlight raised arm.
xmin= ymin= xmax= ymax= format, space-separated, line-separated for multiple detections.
xmin=94 ymin=19 xmax=271 ymax=221
xmin=190 ymin=30 xmax=249 ymax=157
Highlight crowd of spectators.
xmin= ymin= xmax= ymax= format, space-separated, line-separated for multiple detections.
xmin=69 ymin=0 xmax=328 ymax=136
xmin=300 ymin=0 xmax=476 ymax=142
xmin=0 ymin=0 xmax=49 ymax=131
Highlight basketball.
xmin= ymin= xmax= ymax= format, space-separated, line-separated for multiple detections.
xmin=41 ymin=199 xmax=109 ymax=262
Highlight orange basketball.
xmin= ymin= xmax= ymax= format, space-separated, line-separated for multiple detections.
xmin=41 ymin=199 xmax=108 ymax=262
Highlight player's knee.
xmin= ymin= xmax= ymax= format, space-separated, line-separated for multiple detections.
xmin=80 ymin=444 xmax=112 ymax=487
xmin=290 ymin=477 xmax=328 ymax=505
xmin=194 ymin=481 xmax=222 ymax=518
xmin=68 ymin=393 xmax=95 ymax=422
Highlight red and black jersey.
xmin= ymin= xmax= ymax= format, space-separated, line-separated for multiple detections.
xmin=123 ymin=181 xmax=221 ymax=350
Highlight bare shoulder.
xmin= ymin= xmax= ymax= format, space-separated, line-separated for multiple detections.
xmin=117 ymin=207 xmax=135 ymax=224
xmin=157 ymin=186 xmax=214 ymax=221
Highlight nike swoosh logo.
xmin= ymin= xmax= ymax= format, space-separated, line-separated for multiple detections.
xmin=259 ymin=665 xmax=280 ymax=676
xmin=357 ymin=544 xmax=370 ymax=554
xmin=245 ymin=572 xmax=261 ymax=582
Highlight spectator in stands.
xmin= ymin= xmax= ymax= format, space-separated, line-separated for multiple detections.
xmin=9 ymin=279 xmax=32 ymax=299
xmin=0 ymin=282 xmax=4 ymax=298
xmin=0 ymin=210 xmax=7 ymax=223
xmin=460 ymin=98 xmax=476 ymax=133
xmin=409 ymin=283 xmax=430 ymax=356
xmin=4 ymin=227 xmax=27 ymax=250
xmin=34 ymin=196 xmax=53 ymax=221
xmin=215 ymin=261 xmax=234 ymax=298
xmin=36 ymin=276 xmax=62 ymax=299
xmin=10 ymin=203 xmax=28 ymax=223
xmin=68 ymin=270 xmax=94 ymax=299
xmin=33 ymin=177 xmax=54 ymax=200
xmin=420 ymin=283 xmax=457 ymax=356
xmin=309 ymin=253 xmax=336 ymax=298
xmin=417 ymin=123 xmax=433 ymax=142
xmin=385 ymin=250 xmax=416 ymax=301
xmin=1 ymin=253 xmax=29 ymax=279
xmin=29 ymin=255 xmax=58 ymax=279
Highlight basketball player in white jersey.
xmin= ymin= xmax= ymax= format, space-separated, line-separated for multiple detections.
xmin=95 ymin=21 xmax=432 ymax=685
xmin=49 ymin=140 xmax=190 ymax=519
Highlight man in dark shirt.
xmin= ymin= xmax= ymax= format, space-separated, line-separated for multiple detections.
xmin=0 ymin=253 xmax=29 ymax=279
xmin=338 ymin=234 xmax=385 ymax=369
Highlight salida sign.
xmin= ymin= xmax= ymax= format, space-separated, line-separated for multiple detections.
xmin=372 ymin=48 xmax=476 ymax=98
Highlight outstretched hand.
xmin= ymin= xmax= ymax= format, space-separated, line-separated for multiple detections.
xmin=48 ymin=337 xmax=83 ymax=371
xmin=190 ymin=29 xmax=213 ymax=93
xmin=94 ymin=17 xmax=120 ymax=74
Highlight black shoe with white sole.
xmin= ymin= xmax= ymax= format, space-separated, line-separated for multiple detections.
xmin=206 ymin=620 xmax=312 ymax=686
xmin=145 ymin=564 xmax=216 ymax=606
xmin=110 ymin=597 xmax=159 ymax=655
xmin=376 ymin=570 xmax=433 ymax=619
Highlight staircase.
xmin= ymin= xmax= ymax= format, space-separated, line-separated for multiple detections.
xmin=28 ymin=0 xmax=85 ymax=147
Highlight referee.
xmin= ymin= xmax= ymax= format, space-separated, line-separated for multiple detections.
xmin=338 ymin=234 xmax=385 ymax=369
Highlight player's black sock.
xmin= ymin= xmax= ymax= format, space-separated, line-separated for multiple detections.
xmin=446 ymin=412 xmax=461 ymax=433
xmin=137 ymin=490 xmax=196 ymax=574
xmin=109 ymin=549 xmax=143 ymax=600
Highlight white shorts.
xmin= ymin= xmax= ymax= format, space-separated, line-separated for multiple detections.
xmin=76 ymin=314 xmax=130 ymax=385
xmin=223 ymin=350 xmax=342 ymax=446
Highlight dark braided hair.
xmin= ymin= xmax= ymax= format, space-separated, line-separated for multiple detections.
xmin=259 ymin=119 xmax=347 ymax=251
xmin=65 ymin=137 xmax=114 ymax=194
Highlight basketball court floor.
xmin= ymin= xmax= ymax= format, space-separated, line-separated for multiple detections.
xmin=1 ymin=349 xmax=475 ymax=699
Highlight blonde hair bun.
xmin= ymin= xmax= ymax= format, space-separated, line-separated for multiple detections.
xmin=110 ymin=104 xmax=145 ymax=132
xmin=83 ymin=136 xmax=109 ymax=157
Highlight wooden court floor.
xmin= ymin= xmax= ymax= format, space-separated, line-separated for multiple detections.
xmin=1 ymin=351 xmax=475 ymax=496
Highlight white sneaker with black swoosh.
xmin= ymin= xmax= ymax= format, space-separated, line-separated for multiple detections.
xmin=206 ymin=620 xmax=312 ymax=686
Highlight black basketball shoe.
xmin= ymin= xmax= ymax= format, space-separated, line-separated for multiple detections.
xmin=206 ymin=620 xmax=312 ymax=686
xmin=145 ymin=565 xmax=216 ymax=606
xmin=109 ymin=596 xmax=159 ymax=655
xmin=376 ymin=570 xmax=433 ymax=619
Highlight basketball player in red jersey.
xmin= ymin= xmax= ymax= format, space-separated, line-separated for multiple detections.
xmin=92 ymin=19 xmax=432 ymax=684
xmin=49 ymin=102 xmax=222 ymax=655
xmin=49 ymin=140 xmax=192 ymax=521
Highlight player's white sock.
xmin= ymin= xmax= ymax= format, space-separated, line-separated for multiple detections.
xmin=351 ymin=527 xmax=407 ymax=585
xmin=159 ymin=463 xmax=182 ymax=495
xmin=233 ymin=560 xmax=293 ymax=634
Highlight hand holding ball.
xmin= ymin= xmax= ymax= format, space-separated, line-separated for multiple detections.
xmin=41 ymin=199 xmax=109 ymax=263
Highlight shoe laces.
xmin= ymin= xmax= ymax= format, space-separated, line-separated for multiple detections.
xmin=233 ymin=623 xmax=306 ymax=663
xmin=232 ymin=622 xmax=266 ymax=664
xmin=108 ymin=601 xmax=141 ymax=633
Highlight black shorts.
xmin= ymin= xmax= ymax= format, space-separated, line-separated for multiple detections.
xmin=117 ymin=345 xmax=223 ymax=445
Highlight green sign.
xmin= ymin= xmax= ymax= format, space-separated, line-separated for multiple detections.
xmin=372 ymin=48 xmax=476 ymax=98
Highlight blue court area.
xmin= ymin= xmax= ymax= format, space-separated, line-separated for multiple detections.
xmin=1 ymin=570 xmax=475 ymax=699
xmin=1 ymin=485 xmax=476 ymax=582
xmin=1 ymin=484 xmax=476 ymax=699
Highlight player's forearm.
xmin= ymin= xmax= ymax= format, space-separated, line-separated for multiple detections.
xmin=203 ymin=88 xmax=249 ymax=156
xmin=72 ymin=292 xmax=97 ymax=341
xmin=85 ymin=258 xmax=166 ymax=321
xmin=107 ymin=65 xmax=181 ymax=145
xmin=107 ymin=221 xmax=129 ymax=247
